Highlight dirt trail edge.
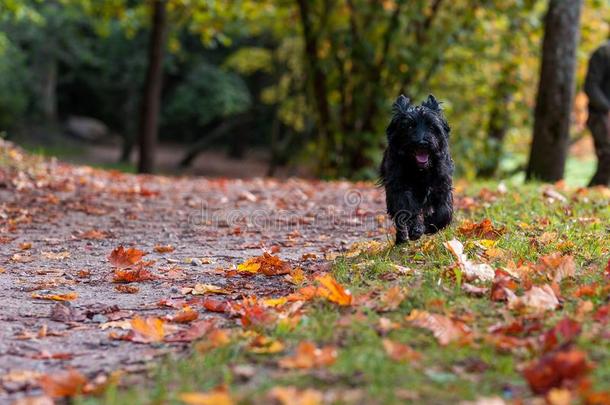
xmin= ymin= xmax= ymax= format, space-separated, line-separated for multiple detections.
xmin=0 ymin=141 xmax=389 ymax=400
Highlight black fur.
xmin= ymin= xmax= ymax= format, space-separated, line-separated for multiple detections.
xmin=380 ymin=94 xmax=454 ymax=244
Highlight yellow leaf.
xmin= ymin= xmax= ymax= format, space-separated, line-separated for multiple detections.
xmin=31 ymin=293 xmax=78 ymax=302
xmin=179 ymin=391 xmax=233 ymax=405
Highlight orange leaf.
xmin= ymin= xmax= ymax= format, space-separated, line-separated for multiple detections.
xmin=112 ymin=263 xmax=155 ymax=283
xmin=458 ymin=218 xmax=505 ymax=239
xmin=154 ymin=245 xmax=175 ymax=253
xmin=315 ymin=274 xmax=352 ymax=306
xmin=406 ymin=309 xmax=470 ymax=346
xmin=378 ymin=286 xmax=406 ymax=311
xmin=128 ymin=317 xmax=165 ymax=343
xmin=38 ymin=369 xmax=87 ymax=398
xmin=278 ymin=341 xmax=337 ymax=369
xmin=31 ymin=293 xmax=78 ymax=302
xmin=536 ymin=253 xmax=576 ymax=283
xmin=108 ymin=246 xmax=145 ymax=268
xmin=237 ymin=253 xmax=291 ymax=276
xmin=382 ymin=339 xmax=422 ymax=362
xmin=169 ymin=307 xmax=199 ymax=324
xmin=267 ymin=386 xmax=323 ymax=405
xmin=179 ymin=389 xmax=233 ymax=405
xmin=115 ymin=285 xmax=139 ymax=294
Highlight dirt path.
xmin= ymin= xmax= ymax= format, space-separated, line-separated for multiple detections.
xmin=0 ymin=141 xmax=388 ymax=401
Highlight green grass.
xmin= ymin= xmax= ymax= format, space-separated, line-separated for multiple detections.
xmin=78 ymin=182 xmax=609 ymax=405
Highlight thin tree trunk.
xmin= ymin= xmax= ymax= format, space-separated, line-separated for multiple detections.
xmin=526 ymin=0 xmax=583 ymax=182
xmin=295 ymin=0 xmax=333 ymax=175
xmin=137 ymin=0 xmax=167 ymax=174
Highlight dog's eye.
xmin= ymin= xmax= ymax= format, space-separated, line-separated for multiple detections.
xmin=406 ymin=122 xmax=415 ymax=130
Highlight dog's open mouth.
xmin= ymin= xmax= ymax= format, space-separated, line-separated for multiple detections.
xmin=414 ymin=149 xmax=430 ymax=167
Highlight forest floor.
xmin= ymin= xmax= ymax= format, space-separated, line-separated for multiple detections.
xmin=0 ymin=139 xmax=609 ymax=405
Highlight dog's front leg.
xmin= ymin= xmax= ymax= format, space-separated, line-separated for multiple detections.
xmin=388 ymin=190 xmax=423 ymax=244
xmin=425 ymin=185 xmax=453 ymax=234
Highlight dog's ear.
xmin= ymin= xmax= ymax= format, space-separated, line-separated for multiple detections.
xmin=422 ymin=94 xmax=442 ymax=113
xmin=392 ymin=94 xmax=410 ymax=114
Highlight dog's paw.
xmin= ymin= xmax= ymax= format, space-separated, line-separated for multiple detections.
xmin=408 ymin=224 xmax=425 ymax=241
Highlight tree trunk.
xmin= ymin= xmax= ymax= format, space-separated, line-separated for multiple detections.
xmin=295 ymin=0 xmax=333 ymax=176
xmin=526 ymin=0 xmax=583 ymax=182
xmin=137 ymin=0 xmax=167 ymax=174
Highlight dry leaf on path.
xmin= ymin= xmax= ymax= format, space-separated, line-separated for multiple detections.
xmin=32 ymin=292 xmax=78 ymax=302
xmin=38 ymin=369 xmax=87 ymax=398
xmin=108 ymin=246 xmax=145 ymax=268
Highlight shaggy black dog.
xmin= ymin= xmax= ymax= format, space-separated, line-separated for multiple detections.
xmin=380 ymin=94 xmax=454 ymax=244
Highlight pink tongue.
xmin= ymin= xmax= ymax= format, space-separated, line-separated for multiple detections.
xmin=415 ymin=152 xmax=429 ymax=164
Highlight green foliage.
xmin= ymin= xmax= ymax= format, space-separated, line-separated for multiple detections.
xmin=164 ymin=61 xmax=252 ymax=128
xmin=0 ymin=35 xmax=29 ymax=129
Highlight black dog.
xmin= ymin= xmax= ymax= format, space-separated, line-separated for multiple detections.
xmin=380 ymin=94 xmax=454 ymax=244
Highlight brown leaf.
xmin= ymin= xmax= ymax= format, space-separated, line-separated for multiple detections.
xmin=267 ymin=386 xmax=323 ymax=405
xmin=542 ymin=317 xmax=581 ymax=352
xmin=279 ymin=341 xmax=338 ymax=369
xmin=50 ymin=303 xmax=84 ymax=323
xmin=507 ymin=284 xmax=559 ymax=313
xmin=112 ymin=263 xmax=155 ymax=283
xmin=168 ymin=307 xmax=199 ymax=324
xmin=406 ymin=309 xmax=470 ymax=346
xmin=458 ymin=218 xmax=505 ymax=239
xmin=38 ymin=369 xmax=87 ymax=398
xmin=536 ymin=253 xmax=576 ymax=283
xmin=382 ymin=339 xmax=422 ymax=362
xmin=237 ymin=253 xmax=291 ymax=276
xmin=115 ymin=285 xmax=139 ymax=294
xmin=166 ymin=320 xmax=216 ymax=343
xmin=523 ymin=349 xmax=591 ymax=395
xmin=154 ymin=244 xmax=175 ymax=253
xmin=108 ymin=246 xmax=145 ymax=268
xmin=378 ymin=286 xmax=406 ymax=311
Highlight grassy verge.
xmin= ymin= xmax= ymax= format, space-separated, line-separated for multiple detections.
xmin=78 ymin=182 xmax=608 ymax=405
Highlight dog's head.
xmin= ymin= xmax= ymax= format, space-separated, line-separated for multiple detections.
xmin=386 ymin=94 xmax=450 ymax=170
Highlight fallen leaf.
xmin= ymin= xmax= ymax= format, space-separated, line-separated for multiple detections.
xmin=248 ymin=334 xmax=285 ymax=354
xmin=154 ymin=244 xmax=175 ymax=253
xmin=522 ymin=349 xmax=591 ymax=394
xmin=124 ymin=317 xmax=165 ymax=343
xmin=186 ymin=283 xmax=230 ymax=295
xmin=382 ymin=339 xmax=421 ymax=362
xmin=279 ymin=341 xmax=337 ymax=369
xmin=112 ymin=263 xmax=155 ymax=283
xmin=315 ymin=274 xmax=352 ymax=306
xmin=536 ymin=253 xmax=576 ymax=283
xmin=267 ymin=386 xmax=323 ymax=405
xmin=166 ymin=320 xmax=215 ymax=343
xmin=195 ymin=328 xmax=231 ymax=352
xmin=542 ymin=317 xmax=581 ymax=352
xmin=406 ymin=309 xmax=470 ymax=346
xmin=378 ymin=286 xmax=406 ymax=311
xmin=32 ymin=292 xmax=78 ymax=302
xmin=458 ymin=218 xmax=505 ymax=239
xmin=41 ymin=251 xmax=70 ymax=260
xmin=38 ymin=369 xmax=87 ymax=398
xmin=238 ymin=253 xmax=291 ymax=276
xmin=507 ymin=284 xmax=559 ymax=313
xmin=179 ymin=389 xmax=233 ymax=405
xmin=168 ymin=307 xmax=199 ymax=324
xmin=115 ymin=285 xmax=139 ymax=294
xmin=108 ymin=246 xmax=145 ymax=268
xmin=444 ymin=239 xmax=494 ymax=282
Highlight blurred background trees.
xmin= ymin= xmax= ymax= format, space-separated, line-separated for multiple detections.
xmin=0 ymin=0 xmax=608 ymax=182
